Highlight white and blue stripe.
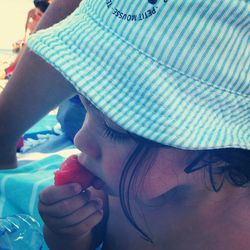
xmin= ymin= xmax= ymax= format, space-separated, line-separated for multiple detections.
xmin=28 ymin=0 xmax=250 ymax=149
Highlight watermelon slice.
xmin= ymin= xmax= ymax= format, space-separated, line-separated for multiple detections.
xmin=54 ymin=155 xmax=94 ymax=189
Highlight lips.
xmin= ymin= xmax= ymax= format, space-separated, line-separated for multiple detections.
xmin=77 ymin=155 xmax=106 ymax=190
xmin=92 ymin=177 xmax=106 ymax=190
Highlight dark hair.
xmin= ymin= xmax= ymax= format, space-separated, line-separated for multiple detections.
xmin=119 ymin=140 xmax=250 ymax=242
xmin=33 ymin=0 xmax=50 ymax=13
xmin=119 ymin=140 xmax=159 ymax=243
xmin=184 ymin=148 xmax=250 ymax=191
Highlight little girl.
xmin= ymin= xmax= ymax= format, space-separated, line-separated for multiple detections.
xmin=15 ymin=0 xmax=250 ymax=249
xmin=38 ymin=97 xmax=249 ymax=250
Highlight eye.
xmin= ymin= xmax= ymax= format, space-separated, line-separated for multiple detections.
xmin=103 ymin=124 xmax=130 ymax=142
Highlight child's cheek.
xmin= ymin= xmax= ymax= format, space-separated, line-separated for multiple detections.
xmin=102 ymin=161 xmax=123 ymax=195
xmin=101 ymin=141 xmax=137 ymax=195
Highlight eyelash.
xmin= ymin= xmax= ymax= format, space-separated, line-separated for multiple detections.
xmin=103 ymin=124 xmax=130 ymax=142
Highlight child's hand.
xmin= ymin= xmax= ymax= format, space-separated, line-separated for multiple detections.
xmin=39 ymin=183 xmax=105 ymax=249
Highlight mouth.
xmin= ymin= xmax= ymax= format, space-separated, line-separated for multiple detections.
xmin=77 ymin=155 xmax=107 ymax=191
xmin=92 ymin=177 xmax=106 ymax=190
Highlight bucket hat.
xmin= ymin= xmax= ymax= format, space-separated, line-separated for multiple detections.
xmin=28 ymin=0 xmax=250 ymax=150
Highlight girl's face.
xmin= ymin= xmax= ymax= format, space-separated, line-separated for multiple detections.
xmin=74 ymin=96 xmax=198 ymax=199
xmin=74 ymin=96 xmax=137 ymax=196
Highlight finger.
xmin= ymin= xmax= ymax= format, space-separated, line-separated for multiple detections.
xmin=39 ymin=190 xmax=90 ymax=217
xmin=59 ymin=207 xmax=104 ymax=236
xmin=43 ymin=199 xmax=103 ymax=232
xmin=39 ymin=183 xmax=83 ymax=205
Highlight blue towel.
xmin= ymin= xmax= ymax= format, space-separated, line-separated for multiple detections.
xmin=0 ymin=155 xmax=64 ymax=225
xmin=0 ymin=125 xmax=78 ymax=250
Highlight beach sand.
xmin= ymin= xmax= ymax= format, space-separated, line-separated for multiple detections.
xmin=0 ymin=51 xmax=16 ymax=93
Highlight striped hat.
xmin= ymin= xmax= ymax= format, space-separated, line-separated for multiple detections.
xmin=28 ymin=0 xmax=250 ymax=150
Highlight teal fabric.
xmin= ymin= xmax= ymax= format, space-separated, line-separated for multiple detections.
xmin=0 ymin=155 xmax=63 ymax=226
xmin=0 ymin=155 xmax=65 ymax=250
xmin=28 ymin=0 xmax=249 ymax=150
xmin=26 ymin=114 xmax=58 ymax=134
xmin=0 ymin=154 xmax=103 ymax=250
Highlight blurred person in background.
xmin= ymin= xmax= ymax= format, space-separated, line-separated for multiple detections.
xmin=24 ymin=0 xmax=52 ymax=42
xmin=4 ymin=0 xmax=52 ymax=80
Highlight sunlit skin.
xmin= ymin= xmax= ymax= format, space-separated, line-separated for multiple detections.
xmin=26 ymin=7 xmax=43 ymax=34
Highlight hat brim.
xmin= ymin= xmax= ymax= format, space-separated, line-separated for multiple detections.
xmin=28 ymin=6 xmax=249 ymax=150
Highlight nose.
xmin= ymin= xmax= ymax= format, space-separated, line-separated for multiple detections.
xmin=74 ymin=115 xmax=101 ymax=159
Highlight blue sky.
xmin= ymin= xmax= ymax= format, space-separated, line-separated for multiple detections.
xmin=0 ymin=0 xmax=33 ymax=49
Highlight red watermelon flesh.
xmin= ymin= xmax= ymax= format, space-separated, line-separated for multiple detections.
xmin=54 ymin=155 xmax=95 ymax=189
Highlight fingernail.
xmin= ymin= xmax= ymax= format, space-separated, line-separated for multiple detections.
xmin=95 ymin=199 xmax=103 ymax=209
